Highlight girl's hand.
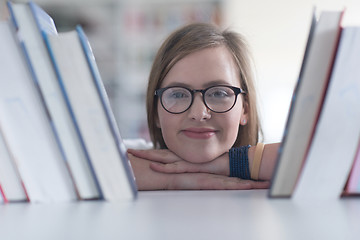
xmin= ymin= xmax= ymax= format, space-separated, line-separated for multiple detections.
xmin=128 ymin=152 xmax=269 ymax=190
xmin=127 ymin=148 xmax=230 ymax=176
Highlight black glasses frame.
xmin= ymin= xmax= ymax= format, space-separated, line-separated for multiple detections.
xmin=155 ymin=85 xmax=246 ymax=114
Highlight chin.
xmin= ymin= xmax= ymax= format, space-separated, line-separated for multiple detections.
xmin=178 ymin=150 xmax=219 ymax=164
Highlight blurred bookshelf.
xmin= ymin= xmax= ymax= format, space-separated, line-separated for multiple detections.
xmin=113 ymin=1 xmax=223 ymax=140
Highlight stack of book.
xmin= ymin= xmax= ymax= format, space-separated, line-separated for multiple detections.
xmin=1 ymin=1 xmax=359 ymax=203
xmin=0 ymin=1 xmax=137 ymax=203
xmin=269 ymin=9 xmax=360 ymax=200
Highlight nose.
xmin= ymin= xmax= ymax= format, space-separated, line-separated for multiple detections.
xmin=187 ymin=93 xmax=211 ymax=121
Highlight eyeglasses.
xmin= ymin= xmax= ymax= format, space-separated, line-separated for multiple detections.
xmin=155 ymin=85 xmax=246 ymax=114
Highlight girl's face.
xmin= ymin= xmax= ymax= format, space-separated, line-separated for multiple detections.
xmin=157 ymin=46 xmax=248 ymax=163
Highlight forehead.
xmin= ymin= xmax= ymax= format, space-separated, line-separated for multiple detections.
xmin=161 ymin=46 xmax=240 ymax=88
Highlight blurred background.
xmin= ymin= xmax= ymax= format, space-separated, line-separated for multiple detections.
xmin=1 ymin=0 xmax=360 ymax=143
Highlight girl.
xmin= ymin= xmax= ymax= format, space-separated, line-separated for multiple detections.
xmin=127 ymin=23 xmax=279 ymax=190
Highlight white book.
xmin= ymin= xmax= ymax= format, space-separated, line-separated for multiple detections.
xmin=0 ymin=18 xmax=76 ymax=202
xmin=0 ymin=118 xmax=27 ymax=202
xmin=345 ymin=142 xmax=360 ymax=195
xmin=293 ymin=26 xmax=360 ymax=200
xmin=269 ymin=11 xmax=343 ymax=197
xmin=0 ymin=188 xmax=3 ymax=204
xmin=45 ymin=26 xmax=137 ymax=201
xmin=8 ymin=1 xmax=100 ymax=200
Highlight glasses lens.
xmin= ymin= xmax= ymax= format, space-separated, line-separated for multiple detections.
xmin=204 ymin=86 xmax=236 ymax=112
xmin=161 ymin=87 xmax=192 ymax=113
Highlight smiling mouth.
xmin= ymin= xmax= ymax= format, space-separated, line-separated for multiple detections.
xmin=182 ymin=128 xmax=217 ymax=139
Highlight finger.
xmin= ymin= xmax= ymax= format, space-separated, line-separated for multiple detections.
xmin=127 ymin=148 xmax=181 ymax=163
xmin=169 ymin=173 xmax=270 ymax=190
xmin=246 ymin=180 xmax=270 ymax=189
xmin=150 ymin=161 xmax=228 ymax=176
xmin=198 ymin=176 xmax=270 ymax=190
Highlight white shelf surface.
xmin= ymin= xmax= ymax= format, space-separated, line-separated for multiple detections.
xmin=1 ymin=190 xmax=359 ymax=240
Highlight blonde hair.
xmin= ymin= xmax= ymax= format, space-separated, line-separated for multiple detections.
xmin=146 ymin=23 xmax=262 ymax=149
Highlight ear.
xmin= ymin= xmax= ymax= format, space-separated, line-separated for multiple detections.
xmin=240 ymin=116 xmax=248 ymax=126
xmin=240 ymin=101 xmax=249 ymax=126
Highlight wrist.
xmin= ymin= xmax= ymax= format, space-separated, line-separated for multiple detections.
xmin=251 ymin=143 xmax=265 ymax=180
xmin=248 ymin=145 xmax=255 ymax=171
xmin=228 ymin=143 xmax=265 ymax=181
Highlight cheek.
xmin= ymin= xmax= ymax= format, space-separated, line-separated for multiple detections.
xmin=157 ymin=105 xmax=178 ymax=138
xmin=222 ymin=105 xmax=243 ymax=140
xmin=229 ymin=100 xmax=243 ymax=124
xmin=223 ymin=113 xmax=241 ymax=137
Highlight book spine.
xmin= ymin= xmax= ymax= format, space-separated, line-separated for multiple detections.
xmin=346 ymin=141 xmax=360 ymax=193
xmin=0 ymin=123 xmax=29 ymax=202
xmin=43 ymin=32 xmax=104 ymax=200
xmin=0 ymin=184 xmax=8 ymax=203
xmin=7 ymin=2 xmax=19 ymax=30
xmin=294 ymin=16 xmax=344 ymax=189
xmin=19 ymin=35 xmax=79 ymax=200
xmin=77 ymin=25 xmax=138 ymax=197
xmin=29 ymin=1 xmax=57 ymax=35
xmin=269 ymin=11 xmax=317 ymax=198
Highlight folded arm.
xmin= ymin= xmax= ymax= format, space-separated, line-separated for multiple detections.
xmin=127 ymin=142 xmax=280 ymax=182
xmin=128 ymin=152 xmax=270 ymax=190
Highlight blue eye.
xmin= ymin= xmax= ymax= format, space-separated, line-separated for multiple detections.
xmin=164 ymin=88 xmax=191 ymax=100
xmin=214 ymin=91 xmax=228 ymax=97
xmin=207 ymin=88 xmax=231 ymax=98
xmin=170 ymin=91 xmax=189 ymax=99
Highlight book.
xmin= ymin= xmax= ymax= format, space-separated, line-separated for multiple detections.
xmin=0 ymin=186 xmax=4 ymax=204
xmin=7 ymin=1 xmax=101 ymax=200
xmin=0 ymin=15 xmax=76 ymax=202
xmin=345 ymin=141 xmax=360 ymax=195
xmin=44 ymin=26 xmax=137 ymax=201
xmin=77 ymin=26 xmax=138 ymax=199
xmin=269 ymin=10 xmax=343 ymax=198
xmin=292 ymin=26 xmax=360 ymax=200
xmin=0 ymin=115 xmax=28 ymax=202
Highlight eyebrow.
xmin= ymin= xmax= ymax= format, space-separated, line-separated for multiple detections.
xmin=163 ymin=79 xmax=232 ymax=89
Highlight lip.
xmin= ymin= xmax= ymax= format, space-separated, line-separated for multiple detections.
xmin=181 ymin=127 xmax=217 ymax=139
